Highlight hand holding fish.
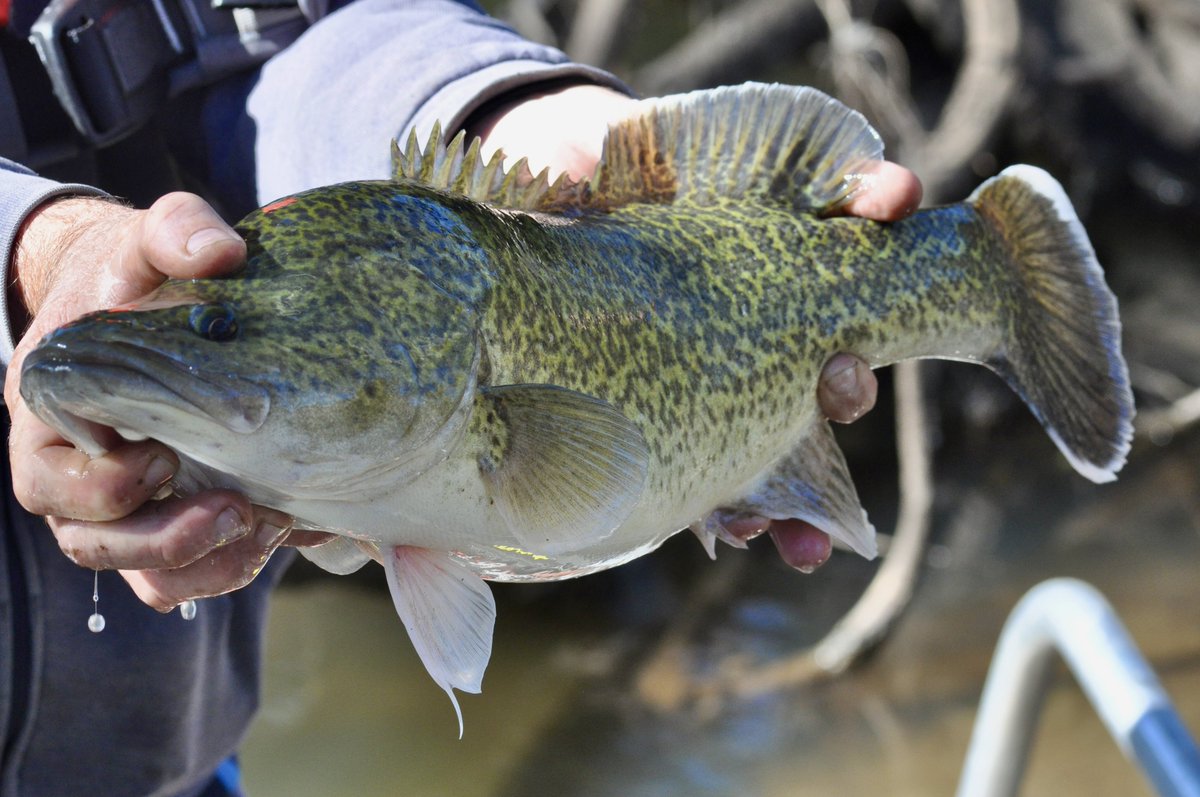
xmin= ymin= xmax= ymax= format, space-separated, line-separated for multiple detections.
xmin=4 ymin=192 xmax=294 ymax=610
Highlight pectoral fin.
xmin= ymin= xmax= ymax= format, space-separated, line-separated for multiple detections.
xmin=476 ymin=384 xmax=649 ymax=552
xmin=383 ymin=546 xmax=496 ymax=738
xmin=298 ymin=536 xmax=373 ymax=575
xmin=734 ymin=422 xmax=877 ymax=559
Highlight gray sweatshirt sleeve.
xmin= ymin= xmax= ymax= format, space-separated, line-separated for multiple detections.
xmin=248 ymin=0 xmax=630 ymax=202
xmin=0 ymin=161 xmax=108 ymax=367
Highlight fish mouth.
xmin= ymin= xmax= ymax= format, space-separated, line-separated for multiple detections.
xmin=20 ymin=338 xmax=270 ymax=452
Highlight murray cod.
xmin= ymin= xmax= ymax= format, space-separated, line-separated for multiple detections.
xmin=22 ymin=84 xmax=1133 ymax=732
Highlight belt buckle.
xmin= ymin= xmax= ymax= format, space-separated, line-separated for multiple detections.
xmin=29 ymin=0 xmax=182 ymax=147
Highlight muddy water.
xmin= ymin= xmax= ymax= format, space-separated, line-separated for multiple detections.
xmin=240 ymin=416 xmax=1200 ymax=797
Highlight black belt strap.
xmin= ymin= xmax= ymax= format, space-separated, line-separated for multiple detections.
xmin=26 ymin=0 xmax=307 ymax=148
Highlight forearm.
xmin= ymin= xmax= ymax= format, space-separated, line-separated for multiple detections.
xmin=245 ymin=0 xmax=630 ymax=202
xmin=0 ymin=160 xmax=108 ymax=368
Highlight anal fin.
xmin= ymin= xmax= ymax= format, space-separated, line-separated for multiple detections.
xmin=734 ymin=421 xmax=877 ymax=559
xmin=689 ymin=512 xmax=754 ymax=559
xmin=384 ymin=546 xmax=496 ymax=738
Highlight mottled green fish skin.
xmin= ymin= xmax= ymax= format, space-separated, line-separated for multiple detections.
xmin=474 ymin=197 xmax=983 ymax=497
xmin=234 ymin=179 xmax=993 ymax=530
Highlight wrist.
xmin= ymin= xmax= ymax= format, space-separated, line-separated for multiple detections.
xmin=10 ymin=196 xmax=128 ymax=327
xmin=467 ymin=83 xmax=638 ymax=180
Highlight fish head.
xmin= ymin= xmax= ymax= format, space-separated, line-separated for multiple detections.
xmin=20 ymin=262 xmax=477 ymax=503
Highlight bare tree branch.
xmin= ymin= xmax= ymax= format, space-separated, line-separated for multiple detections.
xmin=1137 ymin=387 xmax=1200 ymax=444
xmin=820 ymin=0 xmax=1020 ymax=199
xmin=634 ymin=552 xmax=749 ymax=714
xmin=565 ymin=0 xmax=633 ymax=69
xmin=1058 ymin=0 xmax=1200 ymax=150
xmin=915 ymin=0 xmax=1020 ymax=195
xmin=502 ymin=0 xmax=561 ymax=46
xmin=634 ymin=0 xmax=826 ymax=95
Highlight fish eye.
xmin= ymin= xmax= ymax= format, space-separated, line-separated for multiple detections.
xmin=188 ymin=303 xmax=239 ymax=341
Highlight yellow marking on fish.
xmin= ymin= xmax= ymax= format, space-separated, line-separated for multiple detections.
xmin=493 ymin=544 xmax=549 ymax=561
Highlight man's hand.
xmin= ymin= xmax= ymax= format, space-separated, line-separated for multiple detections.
xmin=477 ymin=84 xmax=924 ymax=571
xmin=5 ymin=192 xmax=294 ymax=611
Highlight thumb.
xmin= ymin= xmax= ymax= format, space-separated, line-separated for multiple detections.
xmin=818 ymin=353 xmax=878 ymax=424
xmin=118 ymin=192 xmax=246 ymax=291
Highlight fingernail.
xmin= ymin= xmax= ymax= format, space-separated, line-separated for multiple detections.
xmin=255 ymin=518 xmax=291 ymax=548
xmin=186 ymin=226 xmax=238 ymax=256
xmin=823 ymin=356 xmax=859 ymax=394
xmin=214 ymin=507 xmax=249 ymax=545
xmin=145 ymin=456 xmax=175 ymax=490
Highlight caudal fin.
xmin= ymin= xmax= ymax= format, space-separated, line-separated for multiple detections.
xmin=970 ymin=165 xmax=1133 ymax=483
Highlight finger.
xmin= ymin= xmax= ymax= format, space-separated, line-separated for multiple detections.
xmin=722 ymin=514 xmax=770 ymax=543
xmin=121 ymin=507 xmax=293 ymax=611
xmin=838 ymin=161 xmax=923 ymax=222
xmin=8 ymin=402 xmax=177 ymax=519
xmin=818 ymin=353 xmax=878 ymax=423
xmin=49 ymin=491 xmax=254 ymax=571
xmin=768 ymin=519 xmax=833 ymax=573
xmin=117 ymin=192 xmax=245 ymax=293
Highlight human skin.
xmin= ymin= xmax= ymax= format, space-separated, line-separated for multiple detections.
xmin=3 ymin=84 xmax=922 ymax=608
xmin=5 ymin=194 xmax=296 ymax=609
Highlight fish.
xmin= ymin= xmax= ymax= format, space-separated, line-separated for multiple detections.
xmin=20 ymin=83 xmax=1134 ymax=734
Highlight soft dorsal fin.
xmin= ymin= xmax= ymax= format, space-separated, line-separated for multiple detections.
xmin=592 ymin=83 xmax=884 ymax=213
xmin=393 ymin=83 xmax=884 ymax=215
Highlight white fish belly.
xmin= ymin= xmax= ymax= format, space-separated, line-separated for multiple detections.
xmin=281 ymin=449 xmax=759 ymax=583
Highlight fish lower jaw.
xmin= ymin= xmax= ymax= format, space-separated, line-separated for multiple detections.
xmin=31 ymin=402 xmax=115 ymax=458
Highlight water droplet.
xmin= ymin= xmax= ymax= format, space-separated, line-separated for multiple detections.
xmin=179 ymin=600 xmax=198 ymax=621
xmin=87 ymin=569 xmax=105 ymax=633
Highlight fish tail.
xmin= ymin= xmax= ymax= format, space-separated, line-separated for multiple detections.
xmin=970 ymin=165 xmax=1133 ymax=483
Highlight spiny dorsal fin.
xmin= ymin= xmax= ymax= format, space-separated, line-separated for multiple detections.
xmin=392 ymin=83 xmax=884 ymax=215
xmin=392 ymin=125 xmax=577 ymax=211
